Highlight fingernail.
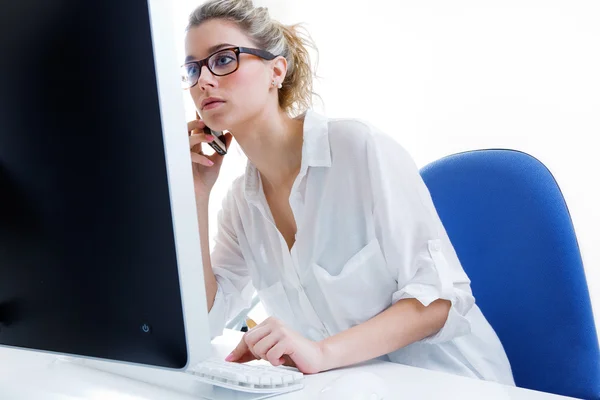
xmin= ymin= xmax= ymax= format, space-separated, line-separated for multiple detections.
xmin=205 ymin=134 xmax=214 ymax=141
xmin=225 ymin=353 xmax=234 ymax=362
xmin=207 ymin=160 xmax=214 ymax=166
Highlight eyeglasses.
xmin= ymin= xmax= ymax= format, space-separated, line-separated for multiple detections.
xmin=180 ymin=46 xmax=278 ymax=90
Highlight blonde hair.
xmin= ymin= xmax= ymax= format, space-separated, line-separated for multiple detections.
xmin=186 ymin=0 xmax=319 ymax=117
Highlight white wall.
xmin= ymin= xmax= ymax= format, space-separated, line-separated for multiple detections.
xmin=171 ymin=1 xmax=600 ymax=335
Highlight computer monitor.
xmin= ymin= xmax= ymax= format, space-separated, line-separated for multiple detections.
xmin=0 ymin=0 xmax=212 ymax=376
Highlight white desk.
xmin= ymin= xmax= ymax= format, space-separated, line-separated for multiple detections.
xmin=0 ymin=329 xmax=578 ymax=400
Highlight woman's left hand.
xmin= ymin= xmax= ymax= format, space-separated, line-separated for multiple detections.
xmin=225 ymin=317 xmax=326 ymax=374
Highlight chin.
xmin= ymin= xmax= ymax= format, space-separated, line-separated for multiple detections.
xmin=200 ymin=109 xmax=231 ymax=131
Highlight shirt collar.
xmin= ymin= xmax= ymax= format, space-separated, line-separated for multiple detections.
xmin=244 ymin=109 xmax=331 ymax=200
xmin=301 ymin=108 xmax=332 ymax=169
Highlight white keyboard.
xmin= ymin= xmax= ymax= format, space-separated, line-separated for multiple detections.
xmin=188 ymin=357 xmax=305 ymax=394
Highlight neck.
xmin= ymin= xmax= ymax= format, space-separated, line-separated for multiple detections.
xmin=230 ymin=108 xmax=305 ymax=191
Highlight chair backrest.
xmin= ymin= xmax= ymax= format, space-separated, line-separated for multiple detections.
xmin=420 ymin=149 xmax=600 ymax=399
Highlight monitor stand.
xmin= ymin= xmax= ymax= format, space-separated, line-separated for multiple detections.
xmin=51 ymin=356 xmax=279 ymax=400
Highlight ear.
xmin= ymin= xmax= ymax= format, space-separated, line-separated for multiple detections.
xmin=270 ymin=55 xmax=288 ymax=86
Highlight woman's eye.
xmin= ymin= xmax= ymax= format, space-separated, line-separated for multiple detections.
xmin=216 ymin=56 xmax=234 ymax=65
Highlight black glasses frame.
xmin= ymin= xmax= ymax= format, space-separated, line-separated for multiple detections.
xmin=181 ymin=46 xmax=278 ymax=89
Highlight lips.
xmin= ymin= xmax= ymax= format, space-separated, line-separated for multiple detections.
xmin=203 ymin=101 xmax=225 ymax=111
xmin=201 ymin=97 xmax=225 ymax=110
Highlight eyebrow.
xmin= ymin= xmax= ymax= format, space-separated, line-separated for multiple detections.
xmin=185 ymin=43 xmax=235 ymax=62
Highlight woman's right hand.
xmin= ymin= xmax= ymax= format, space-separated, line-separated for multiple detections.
xmin=188 ymin=119 xmax=233 ymax=199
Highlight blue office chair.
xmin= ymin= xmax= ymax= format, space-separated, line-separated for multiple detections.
xmin=420 ymin=149 xmax=600 ymax=400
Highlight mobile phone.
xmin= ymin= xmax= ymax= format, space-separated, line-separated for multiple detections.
xmin=203 ymin=125 xmax=227 ymax=156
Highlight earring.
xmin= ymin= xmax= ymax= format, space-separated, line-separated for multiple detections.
xmin=272 ymin=80 xmax=283 ymax=89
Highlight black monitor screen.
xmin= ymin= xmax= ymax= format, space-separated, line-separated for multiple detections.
xmin=0 ymin=0 xmax=188 ymax=368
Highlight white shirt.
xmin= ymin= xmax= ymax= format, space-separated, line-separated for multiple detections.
xmin=207 ymin=109 xmax=515 ymax=386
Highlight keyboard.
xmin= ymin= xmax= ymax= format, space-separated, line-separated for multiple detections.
xmin=188 ymin=357 xmax=305 ymax=394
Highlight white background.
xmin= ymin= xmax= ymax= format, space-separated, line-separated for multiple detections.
xmin=170 ymin=1 xmax=600 ymax=336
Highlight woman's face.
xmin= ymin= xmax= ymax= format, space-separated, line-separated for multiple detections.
xmin=184 ymin=19 xmax=277 ymax=132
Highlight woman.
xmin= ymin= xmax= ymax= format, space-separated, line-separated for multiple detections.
xmin=183 ymin=0 xmax=514 ymax=385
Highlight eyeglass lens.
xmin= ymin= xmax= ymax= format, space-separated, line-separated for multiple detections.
xmin=181 ymin=49 xmax=238 ymax=89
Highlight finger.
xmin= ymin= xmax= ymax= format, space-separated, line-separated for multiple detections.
xmin=281 ymin=355 xmax=296 ymax=368
xmin=190 ymin=152 xmax=214 ymax=166
xmin=253 ymin=331 xmax=282 ymax=361
xmin=226 ymin=338 xmax=252 ymax=362
xmin=242 ymin=325 xmax=271 ymax=362
xmin=187 ymin=119 xmax=205 ymax=134
xmin=265 ymin=341 xmax=289 ymax=367
xmin=244 ymin=325 xmax=272 ymax=349
xmin=191 ymin=142 xmax=202 ymax=155
xmin=189 ymin=133 xmax=214 ymax=148
xmin=233 ymin=351 xmax=258 ymax=364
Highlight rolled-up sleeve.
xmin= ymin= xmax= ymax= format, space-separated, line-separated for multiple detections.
xmin=207 ymin=186 xmax=253 ymax=339
xmin=366 ymin=129 xmax=475 ymax=344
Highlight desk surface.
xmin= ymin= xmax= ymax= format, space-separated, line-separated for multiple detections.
xmin=0 ymin=329 xmax=577 ymax=400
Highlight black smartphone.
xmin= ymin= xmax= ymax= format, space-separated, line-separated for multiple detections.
xmin=203 ymin=126 xmax=227 ymax=156
xmin=196 ymin=111 xmax=227 ymax=156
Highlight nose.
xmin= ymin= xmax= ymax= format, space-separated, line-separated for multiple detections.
xmin=197 ymin=65 xmax=217 ymax=90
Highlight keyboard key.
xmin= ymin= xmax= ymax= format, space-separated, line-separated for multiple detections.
xmin=260 ymin=375 xmax=271 ymax=385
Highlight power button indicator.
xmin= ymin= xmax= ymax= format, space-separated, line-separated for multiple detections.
xmin=140 ymin=323 xmax=151 ymax=334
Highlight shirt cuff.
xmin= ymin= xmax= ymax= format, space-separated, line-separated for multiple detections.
xmin=207 ymin=284 xmax=226 ymax=340
xmin=422 ymin=288 xmax=473 ymax=344
xmin=392 ymin=239 xmax=474 ymax=344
